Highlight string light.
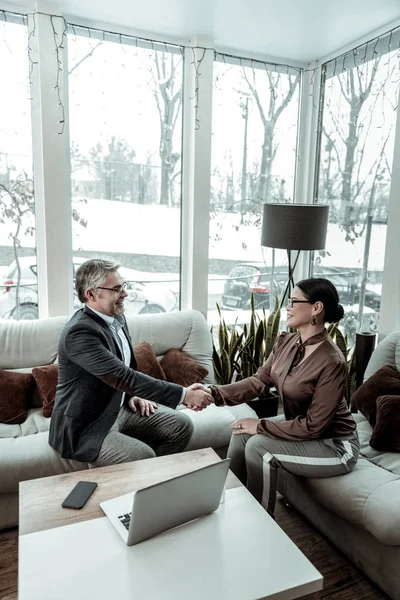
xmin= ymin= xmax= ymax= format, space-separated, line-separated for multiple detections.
xmin=214 ymin=50 xmax=301 ymax=78
xmin=27 ymin=12 xmax=38 ymax=88
xmin=1 ymin=6 xmax=400 ymax=138
xmin=49 ymin=15 xmax=67 ymax=134
xmin=190 ymin=47 xmax=206 ymax=130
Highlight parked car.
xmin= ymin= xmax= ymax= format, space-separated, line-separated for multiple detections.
xmin=0 ymin=256 xmax=178 ymax=320
xmin=221 ymin=261 xmax=381 ymax=312
xmin=118 ymin=266 xmax=178 ymax=315
xmin=312 ymin=268 xmax=381 ymax=311
xmin=0 ymin=257 xmax=39 ymax=319
xmin=221 ymin=262 xmax=287 ymax=310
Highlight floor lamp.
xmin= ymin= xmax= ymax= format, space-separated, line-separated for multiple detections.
xmin=261 ymin=203 xmax=329 ymax=308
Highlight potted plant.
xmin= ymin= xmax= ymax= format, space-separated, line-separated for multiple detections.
xmin=211 ymin=295 xmax=282 ymax=417
xmin=211 ymin=305 xmax=244 ymax=385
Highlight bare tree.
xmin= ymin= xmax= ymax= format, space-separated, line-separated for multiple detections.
xmin=337 ymin=60 xmax=381 ymax=223
xmin=150 ymin=52 xmax=182 ymax=206
xmin=357 ymin=132 xmax=390 ymax=325
xmin=319 ymin=54 xmax=396 ymax=332
xmin=243 ymin=68 xmax=300 ymax=203
xmin=68 ymin=41 xmax=103 ymax=75
xmin=0 ymin=174 xmax=35 ymax=318
xmin=320 ymin=56 xmax=396 ymax=237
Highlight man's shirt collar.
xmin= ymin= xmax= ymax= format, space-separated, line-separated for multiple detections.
xmin=86 ymin=305 xmax=115 ymax=326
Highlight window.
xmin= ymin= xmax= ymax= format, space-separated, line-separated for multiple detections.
xmin=68 ymin=27 xmax=183 ymax=315
xmin=0 ymin=17 xmax=37 ymax=320
xmin=313 ymin=35 xmax=400 ymax=343
xmin=209 ymin=56 xmax=300 ymax=325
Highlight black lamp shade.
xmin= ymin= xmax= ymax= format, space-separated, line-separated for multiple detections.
xmin=261 ymin=203 xmax=329 ymax=251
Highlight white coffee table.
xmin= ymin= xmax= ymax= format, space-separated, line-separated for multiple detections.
xmin=19 ymin=448 xmax=322 ymax=600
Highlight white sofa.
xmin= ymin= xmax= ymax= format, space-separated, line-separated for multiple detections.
xmin=0 ymin=309 xmax=257 ymax=530
xmin=275 ymin=331 xmax=400 ymax=600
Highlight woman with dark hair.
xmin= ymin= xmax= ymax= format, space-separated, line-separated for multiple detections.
xmin=210 ymin=278 xmax=359 ymax=517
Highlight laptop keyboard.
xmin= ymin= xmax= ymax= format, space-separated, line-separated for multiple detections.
xmin=118 ymin=513 xmax=132 ymax=531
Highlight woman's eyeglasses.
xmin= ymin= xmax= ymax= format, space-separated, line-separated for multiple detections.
xmin=287 ymin=298 xmax=312 ymax=308
xmin=96 ymin=282 xmax=128 ymax=294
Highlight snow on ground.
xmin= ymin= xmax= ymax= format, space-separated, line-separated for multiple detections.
xmin=0 ymin=199 xmax=388 ymax=273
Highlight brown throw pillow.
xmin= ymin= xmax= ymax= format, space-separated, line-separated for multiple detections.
xmin=352 ymin=365 xmax=400 ymax=427
xmin=370 ymin=395 xmax=400 ymax=452
xmin=32 ymin=364 xmax=59 ymax=418
xmin=0 ymin=369 xmax=33 ymax=424
xmin=134 ymin=342 xmax=166 ymax=380
xmin=160 ymin=349 xmax=208 ymax=387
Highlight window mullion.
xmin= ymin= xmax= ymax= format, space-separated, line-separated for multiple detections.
xmin=379 ymin=83 xmax=400 ymax=338
xmin=29 ymin=7 xmax=73 ymax=318
xmin=180 ymin=38 xmax=214 ymax=315
xmin=293 ymin=61 xmax=323 ymax=283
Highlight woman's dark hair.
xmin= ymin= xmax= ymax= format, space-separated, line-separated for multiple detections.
xmin=295 ymin=278 xmax=345 ymax=323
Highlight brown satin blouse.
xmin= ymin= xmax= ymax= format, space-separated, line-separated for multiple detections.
xmin=211 ymin=330 xmax=356 ymax=441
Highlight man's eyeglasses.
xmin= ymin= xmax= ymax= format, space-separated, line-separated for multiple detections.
xmin=96 ymin=282 xmax=128 ymax=294
xmin=287 ymin=298 xmax=313 ymax=308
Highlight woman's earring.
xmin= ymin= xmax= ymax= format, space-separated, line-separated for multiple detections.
xmin=311 ymin=316 xmax=316 ymax=326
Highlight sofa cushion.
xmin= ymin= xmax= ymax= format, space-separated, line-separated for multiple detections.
xmin=0 ymin=369 xmax=34 ymax=424
xmin=184 ymin=403 xmax=258 ymax=450
xmin=134 ymin=342 xmax=166 ymax=380
xmin=0 ymin=316 xmax=67 ymax=369
xmin=0 ymin=431 xmax=86 ymax=493
xmin=295 ymin=458 xmax=400 ymax=545
xmin=362 ymin=478 xmax=400 ymax=546
xmin=7 ymin=367 xmax=45 ymax=408
xmin=364 ymin=330 xmax=400 ymax=380
xmin=160 ymin=349 xmax=208 ymax=387
xmin=0 ymin=407 xmax=50 ymax=439
xmin=353 ymin=414 xmax=400 ymax=476
xmin=352 ymin=365 xmax=400 ymax=426
xmin=370 ymin=395 xmax=400 ymax=452
xmin=32 ymin=364 xmax=59 ymax=418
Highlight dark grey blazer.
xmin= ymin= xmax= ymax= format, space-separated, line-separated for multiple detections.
xmin=48 ymin=307 xmax=183 ymax=462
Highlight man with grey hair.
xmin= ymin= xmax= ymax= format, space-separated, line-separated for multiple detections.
xmin=49 ymin=259 xmax=213 ymax=466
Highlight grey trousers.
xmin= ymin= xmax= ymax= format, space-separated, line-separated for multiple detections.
xmin=227 ymin=422 xmax=359 ymax=517
xmin=89 ymin=404 xmax=194 ymax=468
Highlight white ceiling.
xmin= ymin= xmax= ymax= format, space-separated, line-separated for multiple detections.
xmin=4 ymin=0 xmax=400 ymax=63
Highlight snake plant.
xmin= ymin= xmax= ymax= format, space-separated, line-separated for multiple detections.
xmin=327 ymin=322 xmax=357 ymax=404
xmin=211 ymin=295 xmax=281 ymax=385
xmin=211 ymin=305 xmax=243 ymax=384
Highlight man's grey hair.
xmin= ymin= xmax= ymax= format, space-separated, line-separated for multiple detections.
xmin=75 ymin=259 xmax=121 ymax=304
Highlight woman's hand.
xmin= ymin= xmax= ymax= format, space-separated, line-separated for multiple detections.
xmin=232 ymin=418 xmax=260 ymax=436
xmin=128 ymin=396 xmax=158 ymax=417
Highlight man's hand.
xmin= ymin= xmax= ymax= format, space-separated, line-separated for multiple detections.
xmin=184 ymin=383 xmax=214 ymax=411
xmin=128 ymin=396 xmax=158 ymax=417
xmin=231 ymin=418 xmax=259 ymax=436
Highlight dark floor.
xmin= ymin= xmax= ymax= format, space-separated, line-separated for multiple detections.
xmin=274 ymin=498 xmax=391 ymax=599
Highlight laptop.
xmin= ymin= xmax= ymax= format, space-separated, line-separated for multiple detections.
xmin=100 ymin=458 xmax=231 ymax=546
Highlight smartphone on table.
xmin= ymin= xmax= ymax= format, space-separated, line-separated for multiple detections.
xmin=61 ymin=481 xmax=98 ymax=509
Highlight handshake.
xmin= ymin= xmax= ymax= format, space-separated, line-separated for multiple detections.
xmin=183 ymin=383 xmax=214 ymax=411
